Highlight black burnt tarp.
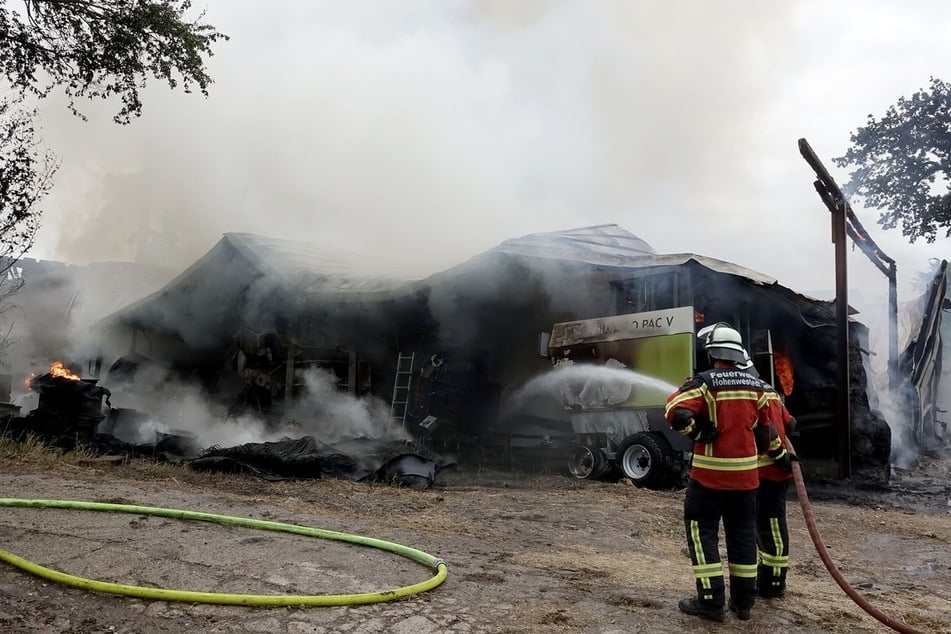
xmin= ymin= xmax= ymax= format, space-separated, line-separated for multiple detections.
xmin=187 ymin=436 xmax=450 ymax=488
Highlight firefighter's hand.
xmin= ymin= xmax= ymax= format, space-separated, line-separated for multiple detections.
xmin=779 ymin=453 xmax=800 ymax=473
xmin=771 ymin=449 xmax=799 ymax=473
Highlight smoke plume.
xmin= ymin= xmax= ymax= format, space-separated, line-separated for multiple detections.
xmin=107 ymin=363 xmax=405 ymax=449
xmin=30 ymin=1 xmax=810 ymax=279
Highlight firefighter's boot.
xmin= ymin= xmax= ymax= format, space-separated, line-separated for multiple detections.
xmin=729 ymin=599 xmax=751 ymax=621
xmin=678 ymin=597 xmax=725 ymax=622
xmin=757 ymin=568 xmax=787 ymax=598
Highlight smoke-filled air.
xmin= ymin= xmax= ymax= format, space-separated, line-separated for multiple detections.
xmin=96 ymin=364 xmax=406 ymax=449
xmin=27 ymin=1 xmax=951 ymax=297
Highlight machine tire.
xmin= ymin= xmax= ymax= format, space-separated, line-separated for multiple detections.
xmin=617 ymin=432 xmax=672 ymax=489
xmin=568 ymin=445 xmax=608 ymax=480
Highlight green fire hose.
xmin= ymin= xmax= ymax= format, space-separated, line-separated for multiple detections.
xmin=0 ymin=498 xmax=448 ymax=606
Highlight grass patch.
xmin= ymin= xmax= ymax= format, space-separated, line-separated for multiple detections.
xmin=127 ymin=459 xmax=194 ymax=480
xmin=0 ymin=432 xmax=202 ymax=483
xmin=0 ymin=433 xmax=98 ymax=466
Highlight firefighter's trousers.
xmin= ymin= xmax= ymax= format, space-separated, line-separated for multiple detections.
xmin=756 ymin=478 xmax=791 ymax=594
xmin=684 ymin=479 xmax=758 ymax=609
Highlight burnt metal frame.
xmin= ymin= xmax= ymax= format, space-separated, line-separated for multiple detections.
xmin=799 ymin=138 xmax=899 ymax=479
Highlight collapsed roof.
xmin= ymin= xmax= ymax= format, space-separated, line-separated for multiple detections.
xmin=97 ymin=223 xmax=843 ymax=341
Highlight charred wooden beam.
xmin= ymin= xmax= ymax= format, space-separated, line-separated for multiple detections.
xmin=799 ymin=138 xmax=899 ymax=389
xmin=799 ymin=138 xmax=852 ymax=479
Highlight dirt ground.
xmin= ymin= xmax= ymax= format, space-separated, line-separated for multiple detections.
xmin=0 ymin=451 xmax=950 ymax=634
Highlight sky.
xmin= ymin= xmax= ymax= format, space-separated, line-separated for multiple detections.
xmin=25 ymin=0 xmax=951 ymax=308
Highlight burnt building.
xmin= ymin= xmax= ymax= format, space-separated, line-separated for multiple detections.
xmin=79 ymin=225 xmax=909 ymax=483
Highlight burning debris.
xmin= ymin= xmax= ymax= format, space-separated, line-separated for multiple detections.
xmin=5 ymin=362 xmax=112 ymax=449
xmin=0 ymin=359 xmax=447 ymax=489
xmin=774 ymin=348 xmax=794 ymax=397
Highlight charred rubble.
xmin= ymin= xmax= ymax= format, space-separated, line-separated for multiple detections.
xmin=0 ymin=361 xmax=449 ymax=489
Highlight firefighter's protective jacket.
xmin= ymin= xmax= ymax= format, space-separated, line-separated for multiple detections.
xmin=757 ymin=389 xmax=795 ymax=482
xmin=665 ymin=368 xmax=772 ymax=490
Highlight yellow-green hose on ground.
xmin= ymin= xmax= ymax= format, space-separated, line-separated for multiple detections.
xmin=0 ymin=498 xmax=448 ymax=607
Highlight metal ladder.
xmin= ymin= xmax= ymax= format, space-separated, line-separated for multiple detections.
xmin=389 ymin=352 xmax=415 ymax=426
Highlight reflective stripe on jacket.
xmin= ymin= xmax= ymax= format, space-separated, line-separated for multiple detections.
xmin=666 ymin=368 xmax=770 ymax=490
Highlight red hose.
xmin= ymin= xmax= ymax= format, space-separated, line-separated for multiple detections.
xmin=787 ymin=439 xmax=922 ymax=634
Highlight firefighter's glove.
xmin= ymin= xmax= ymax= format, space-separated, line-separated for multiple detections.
xmin=688 ymin=418 xmax=719 ymax=443
xmin=768 ymin=447 xmax=799 ymax=473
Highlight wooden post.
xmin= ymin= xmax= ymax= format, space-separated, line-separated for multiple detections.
xmin=887 ymin=262 xmax=898 ymax=389
xmin=347 ymin=349 xmax=357 ymax=394
xmin=800 ymin=137 xmax=871 ymax=480
xmin=832 ymin=198 xmax=852 ymax=479
xmin=284 ymin=342 xmax=296 ymax=404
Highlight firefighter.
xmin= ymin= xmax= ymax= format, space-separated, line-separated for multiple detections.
xmin=736 ymin=352 xmax=798 ymax=598
xmin=755 ymin=384 xmax=797 ymax=598
xmin=665 ymin=323 xmax=776 ymax=622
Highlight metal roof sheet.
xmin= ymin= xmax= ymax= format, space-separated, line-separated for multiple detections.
xmin=96 ymin=224 xmax=820 ymax=327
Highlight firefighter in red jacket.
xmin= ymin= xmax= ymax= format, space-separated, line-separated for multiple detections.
xmin=756 ymin=385 xmax=797 ymax=598
xmin=665 ymin=323 xmax=776 ymax=622
xmin=737 ymin=351 xmax=798 ymax=598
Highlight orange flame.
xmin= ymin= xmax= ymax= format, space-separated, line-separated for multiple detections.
xmin=774 ymin=350 xmax=794 ymax=396
xmin=49 ymin=361 xmax=81 ymax=381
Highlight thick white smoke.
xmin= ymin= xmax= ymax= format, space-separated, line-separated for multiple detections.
xmin=29 ymin=1 xmax=811 ymax=279
xmin=106 ymin=363 xmax=405 ymax=450
xmin=285 ymin=367 xmax=407 ymax=443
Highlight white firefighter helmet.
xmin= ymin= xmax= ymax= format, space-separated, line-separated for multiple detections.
xmin=698 ymin=322 xmax=747 ymax=364
xmin=737 ymin=349 xmax=760 ymax=378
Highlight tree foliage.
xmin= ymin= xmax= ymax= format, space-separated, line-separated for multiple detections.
xmin=0 ymin=0 xmax=227 ymax=258
xmin=0 ymin=0 xmax=225 ymax=256
xmin=0 ymin=97 xmax=56 ymax=268
xmin=0 ymin=1 xmax=225 ymax=360
xmin=0 ymin=95 xmax=57 ymax=351
xmin=834 ymin=77 xmax=951 ymax=243
xmin=0 ymin=0 xmax=228 ymax=123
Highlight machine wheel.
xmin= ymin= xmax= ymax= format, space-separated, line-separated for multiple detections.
xmin=568 ymin=445 xmax=607 ymax=480
xmin=617 ymin=432 xmax=672 ymax=489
